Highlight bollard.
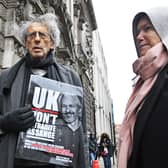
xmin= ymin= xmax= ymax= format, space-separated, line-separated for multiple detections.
xmin=92 ymin=160 xmax=100 ymax=168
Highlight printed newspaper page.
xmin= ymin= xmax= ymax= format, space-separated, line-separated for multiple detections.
xmin=15 ymin=74 xmax=83 ymax=166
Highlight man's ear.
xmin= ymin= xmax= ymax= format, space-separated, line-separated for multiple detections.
xmin=25 ymin=41 xmax=29 ymax=51
xmin=25 ymin=40 xmax=28 ymax=49
xmin=78 ymin=107 xmax=82 ymax=118
xmin=50 ymin=45 xmax=54 ymax=50
xmin=50 ymin=41 xmax=55 ymax=49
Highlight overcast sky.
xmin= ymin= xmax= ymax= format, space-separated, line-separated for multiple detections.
xmin=92 ymin=0 xmax=168 ymax=124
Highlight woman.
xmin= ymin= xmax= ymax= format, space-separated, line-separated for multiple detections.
xmin=99 ymin=133 xmax=114 ymax=168
xmin=118 ymin=7 xmax=168 ymax=168
xmin=89 ymin=133 xmax=97 ymax=167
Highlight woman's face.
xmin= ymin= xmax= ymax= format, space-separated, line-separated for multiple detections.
xmin=136 ymin=17 xmax=161 ymax=57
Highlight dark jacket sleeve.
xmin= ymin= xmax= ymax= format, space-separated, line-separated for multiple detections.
xmin=108 ymin=140 xmax=115 ymax=157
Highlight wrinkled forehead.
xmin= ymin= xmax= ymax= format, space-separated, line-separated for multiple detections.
xmin=27 ymin=22 xmax=49 ymax=33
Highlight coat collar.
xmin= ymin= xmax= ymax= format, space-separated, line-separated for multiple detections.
xmin=1 ymin=57 xmax=74 ymax=94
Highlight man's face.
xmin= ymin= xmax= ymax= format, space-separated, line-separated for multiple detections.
xmin=25 ymin=22 xmax=54 ymax=60
xmin=136 ymin=17 xmax=161 ymax=57
xmin=61 ymin=95 xmax=81 ymax=124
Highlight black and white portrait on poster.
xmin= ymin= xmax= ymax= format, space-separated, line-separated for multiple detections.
xmin=15 ymin=75 xmax=83 ymax=167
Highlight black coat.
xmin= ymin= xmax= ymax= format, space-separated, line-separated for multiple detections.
xmin=128 ymin=64 xmax=168 ymax=168
xmin=99 ymin=139 xmax=114 ymax=157
xmin=0 ymin=58 xmax=86 ymax=168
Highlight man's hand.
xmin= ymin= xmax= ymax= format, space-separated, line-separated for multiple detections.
xmin=0 ymin=106 xmax=35 ymax=132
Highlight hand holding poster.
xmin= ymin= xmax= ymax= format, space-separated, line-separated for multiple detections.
xmin=15 ymin=75 xmax=83 ymax=167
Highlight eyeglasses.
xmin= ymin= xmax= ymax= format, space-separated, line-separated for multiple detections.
xmin=26 ymin=31 xmax=50 ymax=40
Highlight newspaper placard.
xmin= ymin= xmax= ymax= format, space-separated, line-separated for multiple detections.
xmin=15 ymin=74 xmax=83 ymax=166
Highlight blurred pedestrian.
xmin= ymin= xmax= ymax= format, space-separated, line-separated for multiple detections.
xmin=99 ymin=133 xmax=115 ymax=168
xmin=89 ymin=133 xmax=98 ymax=167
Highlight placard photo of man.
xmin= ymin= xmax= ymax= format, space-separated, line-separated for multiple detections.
xmin=59 ymin=94 xmax=82 ymax=131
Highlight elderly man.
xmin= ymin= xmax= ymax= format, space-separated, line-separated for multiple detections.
xmin=0 ymin=13 xmax=86 ymax=168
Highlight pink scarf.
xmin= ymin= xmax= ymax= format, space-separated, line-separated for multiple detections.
xmin=118 ymin=42 xmax=168 ymax=168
